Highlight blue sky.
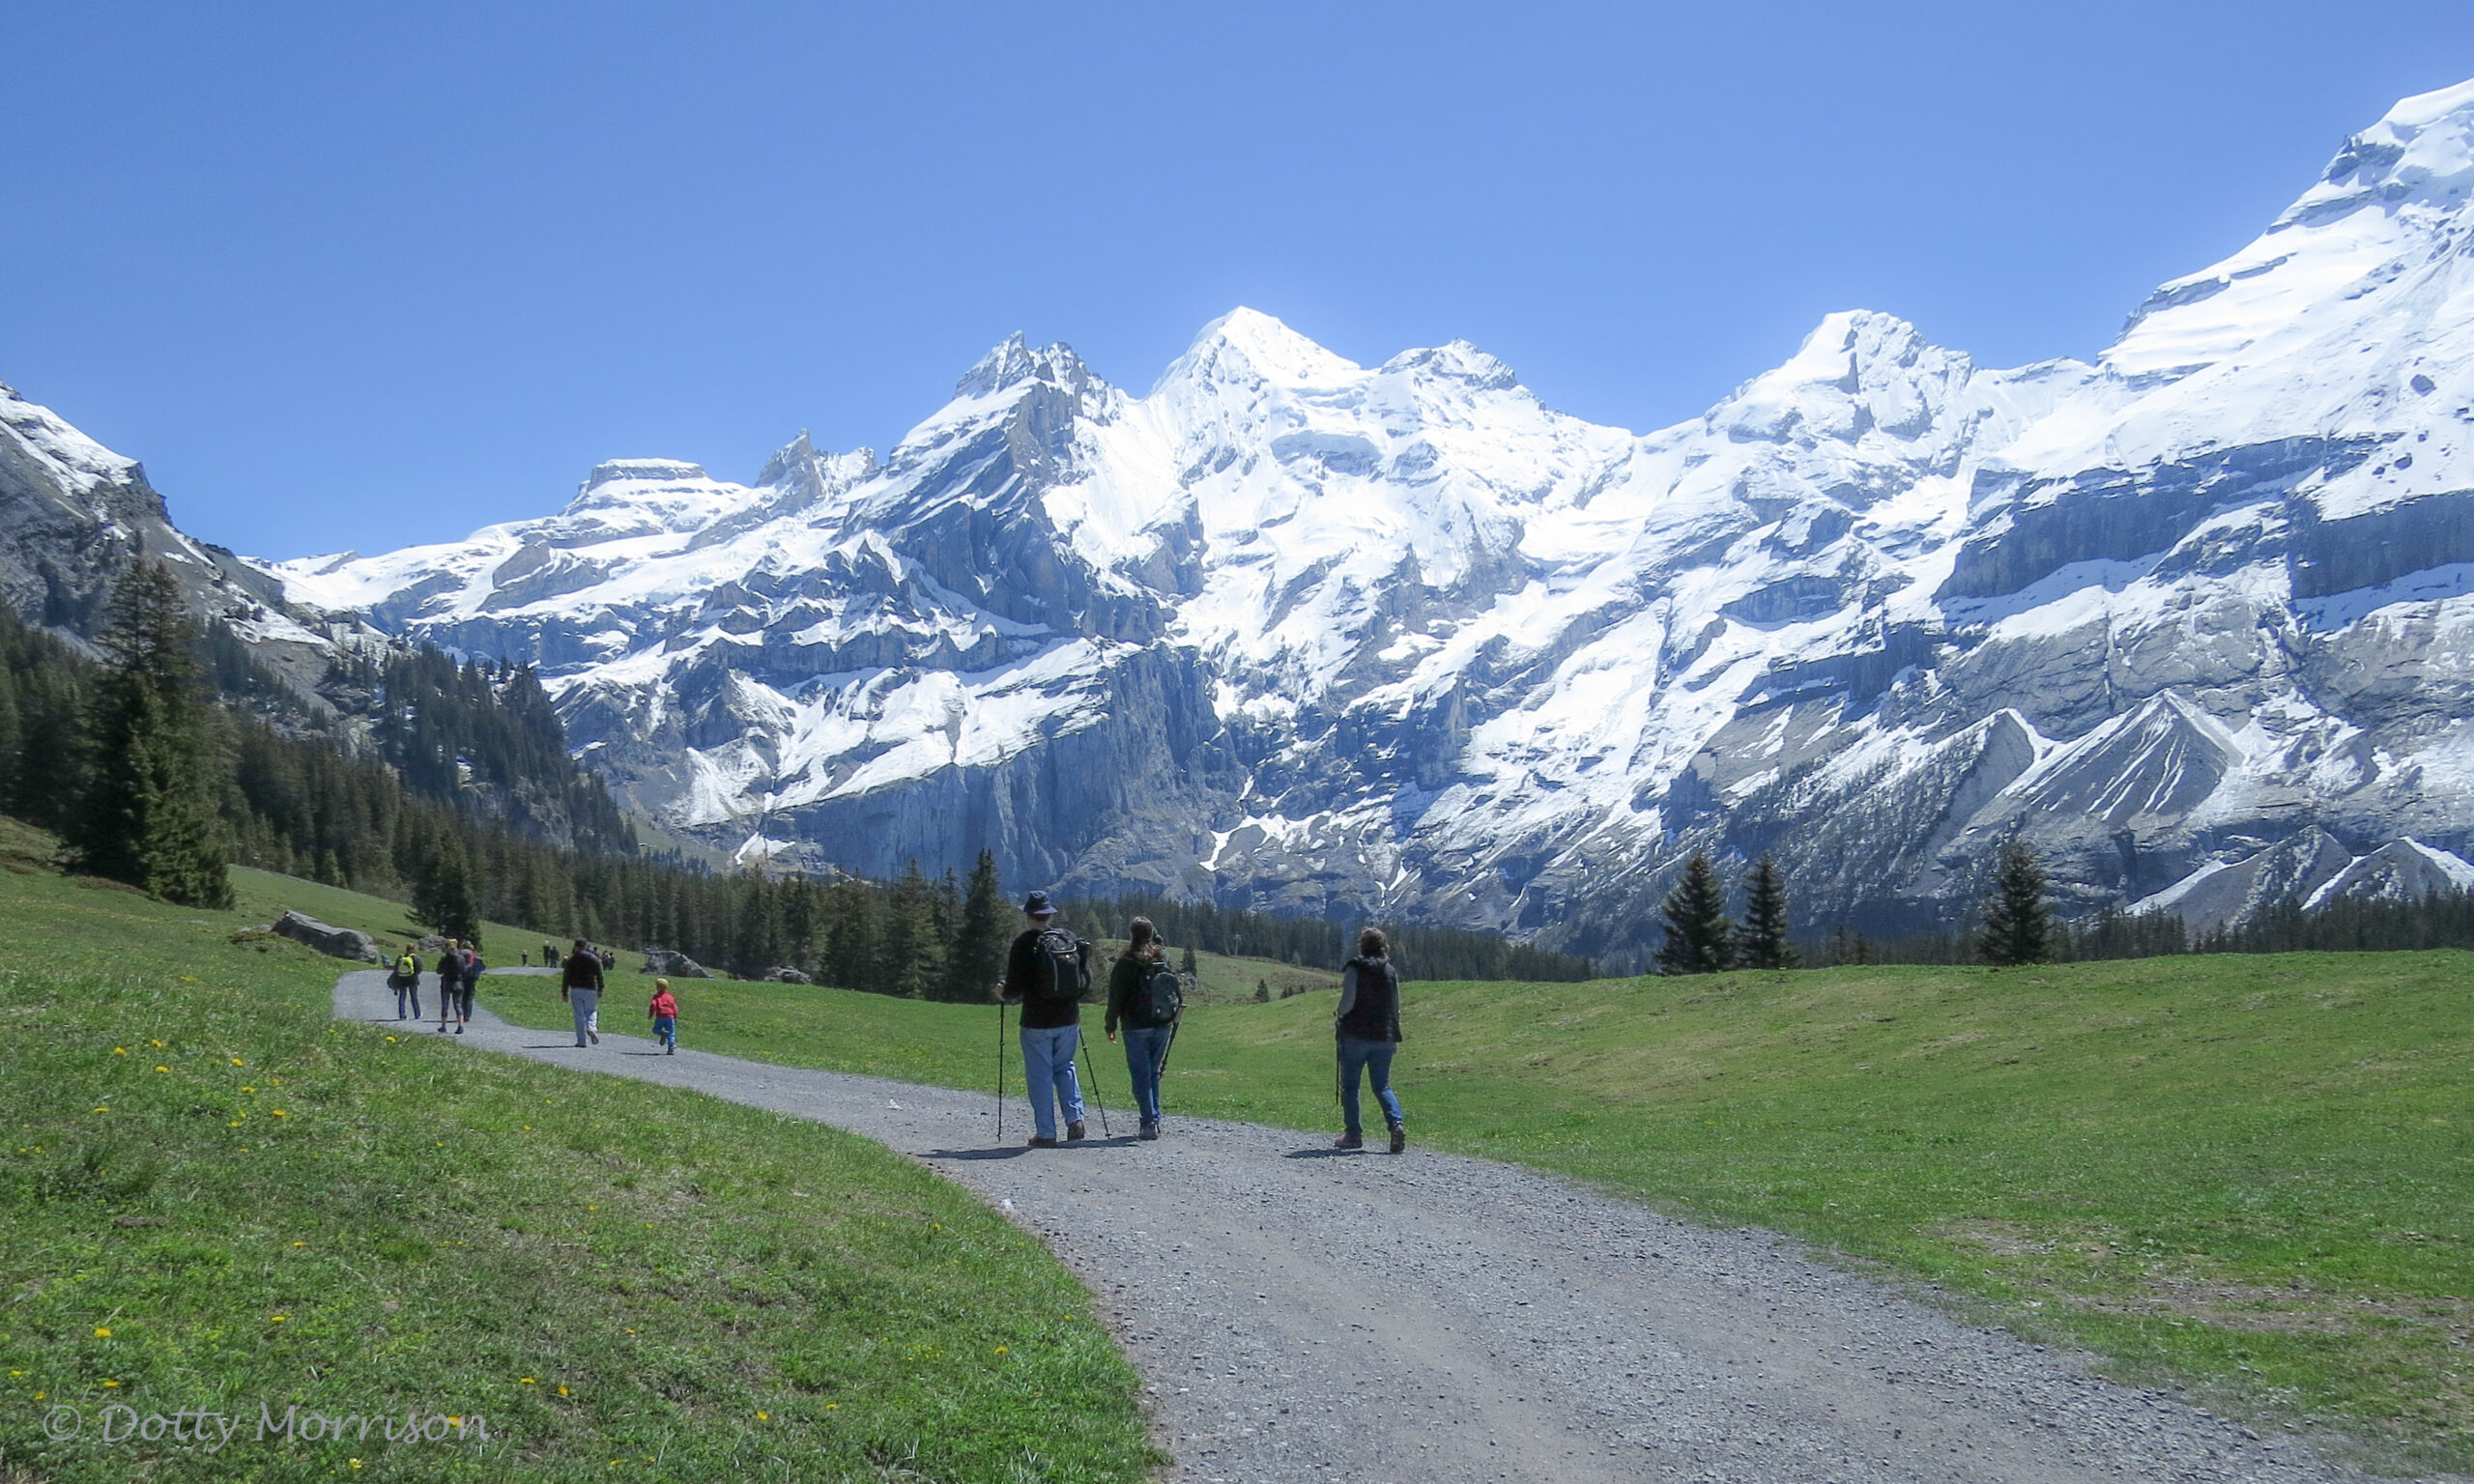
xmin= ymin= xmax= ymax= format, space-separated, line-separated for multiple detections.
xmin=9 ymin=2 xmax=2474 ymax=559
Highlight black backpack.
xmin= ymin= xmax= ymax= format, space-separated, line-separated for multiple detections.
xmin=1034 ymin=927 xmax=1090 ymax=1004
xmin=1136 ymin=961 xmax=1184 ymax=1026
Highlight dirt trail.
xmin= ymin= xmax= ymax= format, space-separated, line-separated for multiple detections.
xmin=339 ymin=969 xmax=2436 ymax=1484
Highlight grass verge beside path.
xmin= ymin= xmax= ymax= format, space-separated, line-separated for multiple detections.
xmin=485 ymin=949 xmax=2474 ymax=1471
xmin=0 ymin=854 xmax=1156 ymax=1483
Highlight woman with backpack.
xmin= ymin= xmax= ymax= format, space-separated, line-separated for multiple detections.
xmin=1105 ymin=917 xmax=1182 ymax=1141
xmin=388 ymin=948 xmax=423 ymax=1021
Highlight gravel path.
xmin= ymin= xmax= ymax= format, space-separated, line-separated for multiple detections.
xmin=338 ymin=969 xmax=2441 ymax=1484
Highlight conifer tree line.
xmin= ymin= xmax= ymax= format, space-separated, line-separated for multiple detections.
xmin=1061 ymin=891 xmax=1597 ymax=982
xmin=1654 ymin=853 xmax=1796 ymax=974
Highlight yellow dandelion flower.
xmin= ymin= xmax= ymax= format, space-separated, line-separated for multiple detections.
xmin=558 ymin=1384 xmax=570 ymax=1396
xmin=756 ymin=1410 xmax=768 ymax=1420
xmin=271 ymin=1110 xmax=287 ymax=1118
xmin=112 ymin=1046 xmax=128 ymax=1056
xmin=91 ymin=1106 xmax=108 ymax=1114
xmin=230 ymin=1057 xmax=245 ymax=1066
xmin=520 ymin=1377 xmax=536 ymax=1384
xmin=386 ymin=1035 xmax=398 ymax=1042
xmin=93 ymin=1327 xmax=111 ymax=1338
xmin=269 ymin=1315 xmax=286 ymax=1324
xmin=154 ymin=1066 xmax=169 ymax=1073
xmin=149 ymin=1039 xmax=162 ymax=1048
xmin=291 ymin=1241 xmax=305 ymax=1248
xmin=993 ymin=1345 xmax=1008 ymax=1355
xmin=101 ymin=1379 xmax=119 ymax=1387
xmin=241 ymin=1086 xmax=255 ymax=1094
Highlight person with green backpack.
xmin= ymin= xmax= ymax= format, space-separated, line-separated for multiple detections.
xmin=1105 ymin=916 xmax=1184 ymax=1141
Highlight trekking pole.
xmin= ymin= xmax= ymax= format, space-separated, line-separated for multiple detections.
xmin=1083 ymin=1039 xmax=1123 ymax=1142
xmin=995 ymin=1001 xmax=1008 ymax=1140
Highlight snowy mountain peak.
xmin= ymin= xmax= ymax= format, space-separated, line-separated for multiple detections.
xmin=2296 ymin=76 xmax=2474 ymax=216
xmin=1167 ymin=307 xmax=1363 ymax=391
xmin=583 ymin=458 xmax=708 ymax=492
xmin=954 ymin=333 xmax=1093 ymax=400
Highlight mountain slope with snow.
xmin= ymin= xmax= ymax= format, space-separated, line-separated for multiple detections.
xmin=17 ymin=81 xmax=2474 ymax=963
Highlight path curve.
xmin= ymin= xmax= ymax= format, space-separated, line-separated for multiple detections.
xmin=338 ymin=969 xmax=2433 ymax=1484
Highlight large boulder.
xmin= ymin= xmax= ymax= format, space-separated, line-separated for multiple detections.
xmin=642 ymin=948 xmax=710 ymax=979
xmin=764 ymin=966 xmax=812 ymax=985
xmin=274 ymin=910 xmax=383 ymax=963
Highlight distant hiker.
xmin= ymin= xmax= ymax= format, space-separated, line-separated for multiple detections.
xmin=597 ymin=946 xmax=616 ymax=978
xmin=1000 ymin=891 xmax=1089 ymax=1147
xmin=1334 ymin=928 xmax=1406 ymax=1154
xmin=561 ymin=938 xmax=605 ymax=1047
xmin=388 ymin=948 xmax=423 ymax=1021
xmin=542 ymin=940 xmax=559 ymax=969
xmin=648 ymin=980 xmax=679 ymax=1054
xmin=1105 ymin=916 xmax=1182 ymax=1141
xmin=436 ymin=940 xmax=469 ymax=1035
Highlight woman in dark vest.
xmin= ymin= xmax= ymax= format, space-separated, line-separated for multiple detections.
xmin=1333 ymin=928 xmax=1406 ymax=1153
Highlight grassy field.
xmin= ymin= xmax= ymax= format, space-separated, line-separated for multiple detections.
xmin=0 ymin=832 xmax=1155 ymax=1483
xmin=486 ymin=940 xmax=2474 ymax=1471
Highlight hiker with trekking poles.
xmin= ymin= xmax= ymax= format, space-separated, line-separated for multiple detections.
xmin=998 ymin=891 xmax=1094 ymax=1148
xmin=1105 ymin=916 xmax=1183 ymax=1141
xmin=1334 ymin=928 xmax=1407 ymax=1153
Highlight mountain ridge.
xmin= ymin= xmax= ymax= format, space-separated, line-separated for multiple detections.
xmin=14 ymin=82 xmax=2474 ymax=966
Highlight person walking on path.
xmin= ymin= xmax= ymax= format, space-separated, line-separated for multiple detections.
xmin=1105 ymin=916 xmax=1181 ymax=1141
xmin=451 ymin=943 xmax=483 ymax=1035
xmin=435 ymin=940 xmax=470 ymax=1035
xmin=389 ymin=947 xmax=423 ymax=1021
xmin=1000 ymin=891 xmax=1088 ymax=1147
xmin=1334 ymin=928 xmax=1407 ymax=1154
xmin=561 ymin=938 xmax=605 ymax=1047
xmin=648 ymin=980 xmax=679 ymax=1054
xmin=542 ymin=940 xmax=559 ymax=971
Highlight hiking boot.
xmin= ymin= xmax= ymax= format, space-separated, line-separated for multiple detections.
xmin=588 ymin=1029 xmax=599 ymax=1044
xmin=1027 ymin=1135 xmax=1059 ymax=1148
xmin=1335 ymin=1132 xmax=1365 ymax=1150
xmin=1138 ymin=1121 xmax=1160 ymax=1141
xmin=1388 ymin=1123 xmax=1406 ymax=1155
xmin=1066 ymin=1121 xmax=1087 ymax=1142
xmin=665 ymin=1044 xmax=675 ymax=1055
xmin=454 ymin=1024 xmax=465 ymax=1035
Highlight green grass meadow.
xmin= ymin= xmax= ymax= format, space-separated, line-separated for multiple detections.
xmin=0 ymin=833 xmax=1156 ymax=1483
xmin=486 ymin=936 xmax=2474 ymax=1470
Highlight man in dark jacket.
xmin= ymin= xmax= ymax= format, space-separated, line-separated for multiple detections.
xmin=1000 ymin=891 xmax=1087 ymax=1147
xmin=561 ymin=939 xmax=605 ymax=1048
xmin=1334 ymin=928 xmax=1406 ymax=1153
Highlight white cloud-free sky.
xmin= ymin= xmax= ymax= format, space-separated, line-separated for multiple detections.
xmin=8 ymin=1 xmax=2474 ymax=559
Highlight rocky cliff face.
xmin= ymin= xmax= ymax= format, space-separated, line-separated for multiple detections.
xmin=19 ymin=82 xmax=2474 ymax=966
xmin=0 ymin=383 xmax=329 ymax=677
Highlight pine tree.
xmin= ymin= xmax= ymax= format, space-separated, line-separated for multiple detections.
xmin=943 ymin=849 xmax=1009 ymax=1002
xmin=1181 ymin=943 xmax=1198 ymax=979
xmin=1977 ymin=841 xmax=2054 ymax=966
xmin=411 ymin=834 xmax=481 ymax=945
xmin=1736 ymin=855 xmax=1796 ymax=970
xmin=880 ymin=861 xmax=945 ymax=998
xmin=76 ymin=562 xmax=233 ymax=907
xmin=1655 ymin=852 xmax=1734 ymax=975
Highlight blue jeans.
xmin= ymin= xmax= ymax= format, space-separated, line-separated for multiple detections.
xmin=1338 ymin=1036 xmax=1403 ymax=1136
xmin=1020 ymin=1023 xmax=1086 ymax=1140
xmin=652 ymin=1014 xmax=676 ymax=1048
xmin=1122 ymin=1024 xmax=1172 ymax=1125
xmin=393 ymin=978 xmax=421 ymax=1019
xmin=569 ymin=988 xmax=600 ymax=1045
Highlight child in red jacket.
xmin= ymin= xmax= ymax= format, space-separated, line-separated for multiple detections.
xmin=648 ymin=981 xmax=679 ymax=1054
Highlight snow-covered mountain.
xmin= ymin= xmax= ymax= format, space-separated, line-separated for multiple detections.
xmin=22 ymin=80 xmax=2474 ymax=963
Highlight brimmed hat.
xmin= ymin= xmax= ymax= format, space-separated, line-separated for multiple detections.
xmin=1021 ymin=891 xmax=1055 ymax=917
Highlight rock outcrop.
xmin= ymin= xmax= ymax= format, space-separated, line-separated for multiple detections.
xmin=273 ymin=910 xmax=384 ymax=963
